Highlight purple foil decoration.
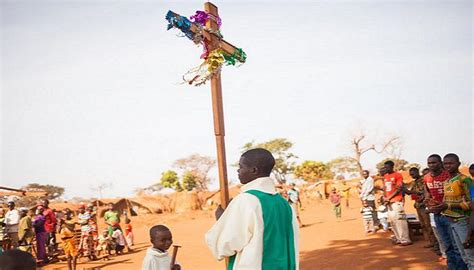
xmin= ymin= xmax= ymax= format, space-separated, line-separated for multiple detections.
xmin=190 ymin=11 xmax=209 ymax=26
xmin=190 ymin=10 xmax=222 ymax=28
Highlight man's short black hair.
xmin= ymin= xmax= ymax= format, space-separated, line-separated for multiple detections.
xmin=150 ymin=225 xmax=170 ymax=240
xmin=444 ymin=153 xmax=460 ymax=162
xmin=409 ymin=167 xmax=419 ymax=172
xmin=469 ymin=164 xmax=474 ymax=171
xmin=0 ymin=249 xmax=36 ymax=270
xmin=362 ymin=170 xmax=370 ymax=174
xmin=241 ymin=148 xmax=275 ymax=175
xmin=428 ymin=154 xmax=442 ymax=162
xmin=384 ymin=160 xmax=395 ymax=167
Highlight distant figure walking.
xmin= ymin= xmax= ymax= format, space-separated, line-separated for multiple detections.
xmin=329 ymin=188 xmax=342 ymax=219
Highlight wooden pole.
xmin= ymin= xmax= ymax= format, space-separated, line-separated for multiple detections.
xmin=170 ymin=245 xmax=182 ymax=267
xmin=204 ymin=2 xmax=230 ymax=209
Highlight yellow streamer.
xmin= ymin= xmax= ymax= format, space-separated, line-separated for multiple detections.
xmin=182 ymin=48 xmax=226 ymax=86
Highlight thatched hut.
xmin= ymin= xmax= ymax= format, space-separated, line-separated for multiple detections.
xmin=90 ymin=198 xmax=153 ymax=217
xmin=131 ymin=196 xmax=171 ymax=214
xmin=169 ymin=190 xmax=204 ymax=213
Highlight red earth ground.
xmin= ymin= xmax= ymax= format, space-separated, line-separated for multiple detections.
xmin=42 ymin=196 xmax=445 ymax=270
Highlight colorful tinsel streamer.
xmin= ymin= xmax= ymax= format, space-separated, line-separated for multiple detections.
xmin=189 ymin=10 xmax=223 ymax=38
xmin=166 ymin=10 xmax=201 ymax=43
xmin=166 ymin=10 xmax=246 ymax=86
xmin=183 ymin=48 xmax=246 ymax=86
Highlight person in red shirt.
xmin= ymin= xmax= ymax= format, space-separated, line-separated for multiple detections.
xmin=382 ymin=160 xmax=411 ymax=246
xmin=40 ymin=199 xmax=57 ymax=255
xmin=424 ymin=154 xmax=467 ymax=270
xmin=124 ymin=218 xmax=134 ymax=247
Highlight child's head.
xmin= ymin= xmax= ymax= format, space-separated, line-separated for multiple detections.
xmin=125 ymin=218 xmax=131 ymax=224
xmin=35 ymin=205 xmax=44 ymax=215
xmin=149 ymin=225 xmax=173 ymax=252
xmin=409 ymin=167 xmax=420 ymax=179
xmin=0 ymin=208 xmax=4 ymax=217
xmin=102 ymin=229 xmax=108 ymax=237
xmin=362 ymin=200 xmax=368 ymax=207
xmin=19 ymin=208 xmax=28 ymax=218
xmin=78 ymin=204 xmax=86 ymax=213
xmin=63 ymin=208 xmax=73 ymax=220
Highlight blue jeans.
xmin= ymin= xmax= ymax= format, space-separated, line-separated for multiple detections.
xmin=434 ymin=214 xmax=468 ymax=270
xmin=451 ymin=219 xmax=474 ymax=269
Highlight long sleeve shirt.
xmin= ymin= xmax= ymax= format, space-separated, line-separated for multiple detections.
xmin=359 ymin=177 xmax=375 ymax=201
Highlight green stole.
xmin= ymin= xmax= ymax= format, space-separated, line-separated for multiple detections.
xmin=228 ymin=190 xmax=296 ymax=270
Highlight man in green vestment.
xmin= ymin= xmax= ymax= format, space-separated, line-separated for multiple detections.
xmin=205 ymin=148 xmax=299 ymax=270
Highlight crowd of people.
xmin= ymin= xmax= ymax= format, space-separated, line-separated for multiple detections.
xmin=352 ymin=154 xmax=474 ymax=270
xmin=0 ymin=199 xmax=57 ymax=263
xmin=1 ymin=150 xmax=473 ymax=270
xmin=0 ymin=200 xmax=134 ymax=270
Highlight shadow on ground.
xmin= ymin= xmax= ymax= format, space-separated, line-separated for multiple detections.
xmin=300 ymin=235 xmax=445 ymax=270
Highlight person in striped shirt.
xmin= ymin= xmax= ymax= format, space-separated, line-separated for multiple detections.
xmin=360 ymin=200 xmax=375 ymax=235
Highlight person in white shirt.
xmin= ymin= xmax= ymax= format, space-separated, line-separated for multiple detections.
xmin=205 ymin=148 xmax=299 ymax=270
xmin=287 ymin=183 xmax=303 ymax=227
xmin=141 ymin=225 xmax=181 ymax=270
xmin=360 ymin=170 xmax=378 ymax=228
xmin=5 ymin=201 xmax=20 ymax=248
xmin=377 ymin=204 xmax=389 ymax=232
xmin=111 ymin=225 xmax=126 ymax=255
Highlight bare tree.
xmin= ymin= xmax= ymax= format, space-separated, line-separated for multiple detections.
xmin=90 ymin=182 xmax=113 ymax=199
xmin=173 ymin=154 xmax=216 ymax=190
xmin=350 ymin=133 xmax=401 ymax=175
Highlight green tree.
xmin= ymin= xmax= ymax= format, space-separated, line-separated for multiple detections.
xmin=327 ymin=156 xmax=359 ymax=176
xmin=22 ymin=183 xmax=65 ymax=200
xmin=376 ymin=158 xmax=410 ymax=171
xmin=160 ymin=170 xmax=182 ymax=191
xmin=17 ymin=183 xmax=65 ymax=207
xmin=182 ymin=171 xmax=198 ymax=191
xmin=242 ymin=138 xmax=297 ymax=183
xmin=294 ymin=161 xmax=334 ymax=182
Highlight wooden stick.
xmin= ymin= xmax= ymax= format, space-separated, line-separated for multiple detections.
xmin=204 ymin=2 xmax=230 ymax=210
xmin=170 ymin=245 xmax=181 ymax=267
xmin=0 ymin=186 xmax=26 ymax=192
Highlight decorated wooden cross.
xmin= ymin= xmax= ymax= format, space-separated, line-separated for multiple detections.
xmin=166 ymin=2 xmax=246 ymax=209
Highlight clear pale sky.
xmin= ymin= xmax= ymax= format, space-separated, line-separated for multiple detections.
xmin=1 ymin=0 xmax=472 ymax=198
